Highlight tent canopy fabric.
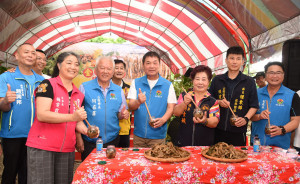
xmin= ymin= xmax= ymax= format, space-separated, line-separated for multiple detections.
xmin=0 ymin=0 xmax=299 ymax=74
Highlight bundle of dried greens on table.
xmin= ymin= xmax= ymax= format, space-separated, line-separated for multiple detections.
xmin=145 ymin=142 xmax=190 ymax=158
xmin=206 ymin=142 xmax=247 ymax=159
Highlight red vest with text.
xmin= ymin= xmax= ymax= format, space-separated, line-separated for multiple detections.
xmin=26 ymin=76 xmax=84 ymax=152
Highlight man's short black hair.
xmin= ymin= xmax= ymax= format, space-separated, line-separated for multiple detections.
xmin=264 ymin=61 xmax=285 ymax=73
xmin=142 ymin=51 xmax=160 ymax=64
xmin=114 ymin=59 xmax=126 ymax=69
xmin=36 ymin=49 xmax=46 ymax=55
xmin=254 ymin=72 xmax=265 ymax=79
xmin=226 ymin=46 xmax=245 ymax=59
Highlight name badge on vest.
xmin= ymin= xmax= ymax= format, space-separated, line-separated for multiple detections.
xmin=275 ymin=99 xmax=284 ymax=107
xmin=110 ymin=93 xmax=118 ymax=100
xmin=155 ymin=90 xmax=162 ymax=98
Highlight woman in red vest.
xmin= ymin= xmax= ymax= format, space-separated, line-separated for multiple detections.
xmin=26 ymin=52 xmax=90 ymax=183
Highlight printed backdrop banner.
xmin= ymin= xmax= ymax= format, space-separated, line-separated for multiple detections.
xmin=58 ymin=42 xmax=171 ymax=87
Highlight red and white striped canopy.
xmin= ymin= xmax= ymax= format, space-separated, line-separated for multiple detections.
xmin=0 ymin=0 xmax=299 ymax=74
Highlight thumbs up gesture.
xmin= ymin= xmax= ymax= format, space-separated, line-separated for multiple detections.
xmin=138 ymin=88 xmax=146 ymax=104
xmin=4 ymin=84 xmax=17 ymax=104
xmin=119 ymin=105 xmax=129 ymax=120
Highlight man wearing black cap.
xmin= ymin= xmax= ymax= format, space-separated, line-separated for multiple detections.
xmin=254 ymin=72 xmax=266 ymax=88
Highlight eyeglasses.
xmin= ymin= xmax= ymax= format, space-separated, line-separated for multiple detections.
xmin=266 ymin=72 xmax=284 ymax=76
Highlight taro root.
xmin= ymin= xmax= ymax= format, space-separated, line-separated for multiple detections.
xmin=149 ymin=117 xmax=156 ymax=128
xmin=230 ymin=116 xmax=237 ymax=126
xmin=87 ymin=125 xmax=98 ymax=139
xmin=265 ymin=127 xmax=271 ymax=135
xmin=193 ymin=108 xmax=204 ymax=119
xmin=106 ymin=145 xmax=116 ymax=159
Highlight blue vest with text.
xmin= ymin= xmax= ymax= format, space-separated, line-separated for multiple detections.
xmin=82 ymin=79 xmax=122 ymax=144
xmin=251 ymin=85 xmax=294 ymax=149
xmin=133 ymin=75 xmax=171 ymax=139
xmin=0 ymin=67 xmax=44 ymax=138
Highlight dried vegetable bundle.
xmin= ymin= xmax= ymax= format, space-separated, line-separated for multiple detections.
xmin=145 ymin=142 xmax=190 ymax=158
xmin=206 ymin=142 xmax=247 ymax=159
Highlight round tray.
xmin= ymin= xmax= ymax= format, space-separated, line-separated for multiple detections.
xmin=144 ymin=149 xmax=191 ymax=162
xmin=201 ymin=148 xmax=248 ymax=163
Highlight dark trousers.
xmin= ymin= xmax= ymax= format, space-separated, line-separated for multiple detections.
xmin=2 ymin=138 xmax=27 ymax=184
xmin=118 ymin=135 xmax=130 ymax=148
xmin=81 ymin=135 xmax=120 ymax=161
xmin=214 ymin=129 xmax=246 ymax=146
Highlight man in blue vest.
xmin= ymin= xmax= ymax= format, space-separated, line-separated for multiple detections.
xmin=251 ymin=62 xmax=300 ymax=149
xmin=128 ymin=51 xmax=177 ymax=148
xmin=76 ymin=56 xmax=129 ymax=161
xmin=0 ymin=43 xmax=44 ymax=184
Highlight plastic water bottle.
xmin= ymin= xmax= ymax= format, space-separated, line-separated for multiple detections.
xmin=253 ymin=135 xmax=260 ymax=152
xmin=96 ymin=136 xmax=103 ymax=154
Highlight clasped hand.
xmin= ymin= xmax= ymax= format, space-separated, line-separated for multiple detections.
xmin=193 ymin=111 xmax=207 ymax=124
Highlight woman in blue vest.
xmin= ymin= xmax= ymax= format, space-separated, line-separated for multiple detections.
xmin=173 ymin=65 xmax=220 ymax=146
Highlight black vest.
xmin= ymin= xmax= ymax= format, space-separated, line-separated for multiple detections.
xmin=209 ymin=72 xmax=259 ymax=133
xmin=176 ymin=92 xmax=217 ymax=146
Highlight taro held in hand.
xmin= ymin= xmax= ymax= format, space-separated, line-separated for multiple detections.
xmin=87 ymin=125 xmax=98 ymax=138
xmin=193 ymin=108 xmax=204 ymax=119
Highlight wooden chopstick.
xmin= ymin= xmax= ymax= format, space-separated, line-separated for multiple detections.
xmin=266 ymin=100 xmax=271 ymax=128
xmin=144 ymin=101 xmax=153 ymax=121
xmin=181 ymin=87 xmax=199 ymax=109
xmin=73 ymin=101 xmax=91 ymax=127
xmin=223 ymin=96 xmax=237 ymax=118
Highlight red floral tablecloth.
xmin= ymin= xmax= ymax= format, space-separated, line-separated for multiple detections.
xmin=72 ymin=146 xmax=300 ymax=183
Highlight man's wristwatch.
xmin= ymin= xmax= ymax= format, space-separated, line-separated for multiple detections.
xmin=279 ymin=126 xmax=286 ymax=135
xmin=243 ymin=117 xmax=249 ymax=122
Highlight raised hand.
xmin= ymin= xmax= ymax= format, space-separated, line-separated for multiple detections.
xmin=183 ymin=92 xmax=193 ymax=105
xmin=73 ymin=106 xmax=87 ymax=122
xmin=259 ymin=109 xmax=270 ymax=120
xmin=4 ymin=84 xmax=17 ymax=104
xmin=120 ymin=105 xmax=129 ymax=119
xmin=5 ymin=67 xmax=16 ymax=73
xmin=218 ymin=98 xmax=230 ymax=108
xmin=138 ymin=88 xmax=146 ymax=104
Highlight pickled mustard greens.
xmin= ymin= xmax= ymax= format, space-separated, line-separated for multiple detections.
xmin=145 ymin=142 xmax=190 ymax=158
xmin=206 ymin=142 xmax=247 ymax=159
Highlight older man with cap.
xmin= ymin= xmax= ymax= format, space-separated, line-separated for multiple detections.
xmin=76 ymin=56 xmax=129 ymax=161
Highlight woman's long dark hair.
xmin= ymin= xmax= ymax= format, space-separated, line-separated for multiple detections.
xmin=52 ymin=52 xmax=80 ymax=78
